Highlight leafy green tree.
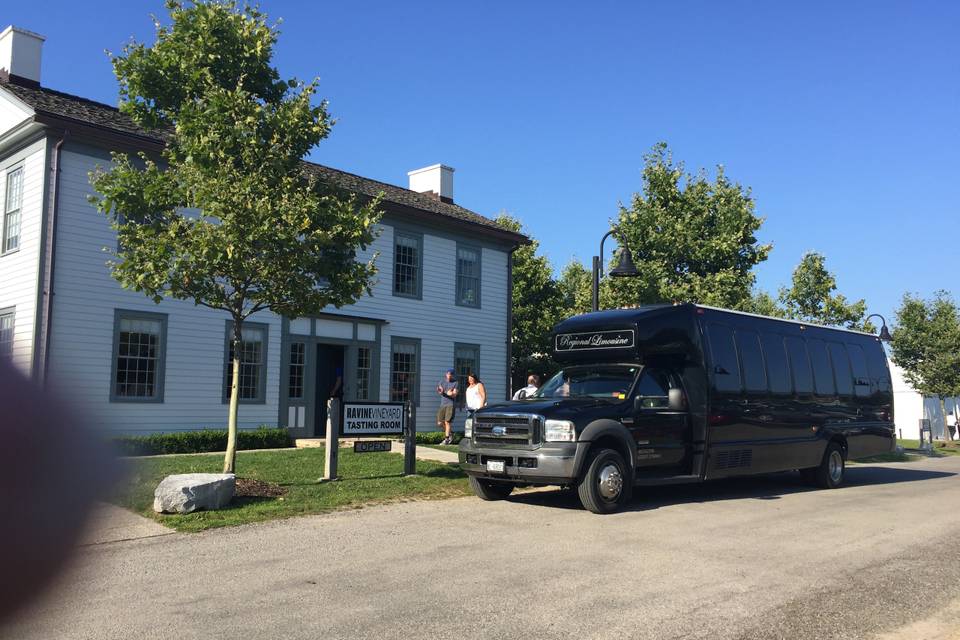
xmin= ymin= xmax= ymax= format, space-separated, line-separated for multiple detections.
xmin=558 ymin=259 xmax=593 ymax=317
xmin=890 ymin=291 xmax=960 ymax=441
xmin=778 ymin=252 xmax=870 ymax=330
xmin=740 ymin=289 xmax=786 ymax=318
xmin=90 ymin=1 xmax=381 ymax=473
xmin=605 ymin=143 xmax=771 ymax=309
xmin=495 ymin=214 xmax=564 ymax=388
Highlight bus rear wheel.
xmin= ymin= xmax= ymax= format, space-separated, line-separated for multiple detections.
xmin=469 ymin=476 xmax=514 ymax=501
xmin=801 ymin=442 xmax=845 ymax=489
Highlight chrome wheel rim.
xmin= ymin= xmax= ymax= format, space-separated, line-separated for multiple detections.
xmin=828 ymin=450 xmax=843 ymax=483
xmin=598 ymin=463 xmax=623 ymax=501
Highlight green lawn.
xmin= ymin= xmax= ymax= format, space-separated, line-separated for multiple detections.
xmin=853 ymin=450 xmax=920 ymax=463
xmin=897 ymin=439 xmax=960 ymax=456
xmin=114 ymin=447 xmax=471 ymax=532
xmin=423 ymin=444 xmax=461 ymax=454
xmin=852 ymin=439 xmax=960 ymax=463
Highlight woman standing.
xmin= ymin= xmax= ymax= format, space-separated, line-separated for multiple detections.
xmin=465 ymin=372 xmax=487 ymax=415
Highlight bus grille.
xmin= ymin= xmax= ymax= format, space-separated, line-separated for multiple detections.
xmin=473 ymin=414 xmax=541 ymax=448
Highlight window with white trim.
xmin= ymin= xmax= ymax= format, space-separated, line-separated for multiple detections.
xmin=112 ymin=311 xmax=166 ymax=401
xmin=454 ymin=343 xmax=479 ymax=407
xmin=3 ymin=167 xmax=24 ymax=253
xmin=223 ymin=323 xmax=268 ymax=402
xmin=356 ymin=346 xmax=371 ymax=400
xmin=390 ymin=337 xmax=419 ymax=404
xmin=288 ymin=342 xmax=305 ymax=399
xmin=455 ymin=244 xmax=481 ymax=307
xmin=393 ymin=231 xmax=422 ymax=298
xmin=0 ymin=309 xmax=14 ymax=360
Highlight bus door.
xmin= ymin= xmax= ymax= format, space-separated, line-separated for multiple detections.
xmin=630 ymin=367 xmax=690 ymax=472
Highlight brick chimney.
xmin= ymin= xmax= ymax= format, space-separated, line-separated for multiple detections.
xmin=0 ymin=26 xmax=45 ymax=86
xmin=407 ymin=164 xmax=454 ymax=203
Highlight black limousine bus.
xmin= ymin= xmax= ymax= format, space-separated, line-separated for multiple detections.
xmin=459 ymin=304 xmax=895 ymax=513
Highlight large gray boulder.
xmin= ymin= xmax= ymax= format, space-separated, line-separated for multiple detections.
xmin=153 ymin=473 xmax=236 ymax=514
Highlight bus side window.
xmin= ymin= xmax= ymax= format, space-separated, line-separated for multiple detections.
xmin=707 ymin=323 xmax=741 ymax=393
xmin=845 ymin=343 xmax=871 ymax=398
xmin=785 ymin=336 xmax=814 ymax=394
xmin=827 ymin=342 xmax=854 ymax=397
xmin=864 ymin=343 xmax=892 ymax=393
xmin=635 ymin=369 xmax=670 ymax=409
xmin=761 ymin=333 xmax=791 ymax=394
xmin=735 ymin=330 xmax=767 ymax=393
xmin=807 ymin=339 xmax=836 ymax=397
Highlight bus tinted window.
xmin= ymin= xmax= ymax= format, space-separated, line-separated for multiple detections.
xmin=828 ymin=343 xmax=854 ymax=396
xmin=761 ymin=333 xmax=791 ymax=394
xmin=707 ymin=323 xmax=741 ymax=392
xmin=864 ymin=342 xmax=892 ymax=392
xmin=636 ymin=369 xmax=670 ymax=408
xmin=846 ymin=343 xmax=871 ymax=397
xmin=785 ymin=336 xmax=814 ymax=394
xmin=807 ymin=339 xmax=835 ymax=396
xmin=736 ymin=330 xmax=767 ymax=393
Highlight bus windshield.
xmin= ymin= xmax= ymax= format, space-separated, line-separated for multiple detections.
xmin=532 ymin=365 xmax=640 ymax=400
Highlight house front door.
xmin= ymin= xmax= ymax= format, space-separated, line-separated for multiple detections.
xmin=314 ymin=343 xmax=345 ymax=437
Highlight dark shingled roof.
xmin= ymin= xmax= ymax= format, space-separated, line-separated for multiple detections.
xmin=0 ymin=77 xmax=525 ymax=243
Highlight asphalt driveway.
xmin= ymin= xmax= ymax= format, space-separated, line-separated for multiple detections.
xmin=5 ymin=456 xmax=960 ymax=640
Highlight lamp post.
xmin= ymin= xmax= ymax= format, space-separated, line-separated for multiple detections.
xmin=865 ymin=314 xmax=893 ymax=342
xmin=591 ymin=228 xmax=639 ymax=312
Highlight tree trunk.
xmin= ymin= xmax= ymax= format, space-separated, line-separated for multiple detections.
xmin=941 ymin=396 xmax=954 ymax=442
xmin=223 ymin=321 xmax=243 ymax=474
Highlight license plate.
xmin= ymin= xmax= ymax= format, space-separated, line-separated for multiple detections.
xmin=486 ymin=460 xmax=505 ymax=473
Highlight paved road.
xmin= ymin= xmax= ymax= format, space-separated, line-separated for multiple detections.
xmin=5 ymin=457 xmax=960 ymax=640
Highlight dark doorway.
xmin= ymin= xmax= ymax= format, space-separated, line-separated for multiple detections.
xmin=314 ymin=343 xmax=345 ymax=437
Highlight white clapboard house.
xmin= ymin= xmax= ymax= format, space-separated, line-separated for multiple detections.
xmin=0 ymin=26 xmax=526 ymax=435
xmin=890 ymin=363 xmax=959 ymax=441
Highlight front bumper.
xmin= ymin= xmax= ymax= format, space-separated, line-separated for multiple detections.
xmin=458 ymin=440 xmax=589 ymax=485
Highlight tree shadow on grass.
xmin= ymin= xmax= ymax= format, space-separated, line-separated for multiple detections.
xmin=421 ymin=464 xmax=468 ymax=479
xmin=222 ymin=495 xmax=279 ymax=509
xmin=277 ymin=463 xmax=467 ymax=484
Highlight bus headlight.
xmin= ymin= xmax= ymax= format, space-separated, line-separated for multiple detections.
xmin=544 ymin=419 xmax=576 ymax=442
xmin=464 ymin=417 xmax=473 ymax=438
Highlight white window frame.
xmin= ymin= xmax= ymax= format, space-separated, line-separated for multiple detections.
xmin=455 ymin=243 xmax=482 ymax=308
xmin=0 ymin=307 xmax=14 ymax=360
xmin=110 ymin=309 xmax=168 ymax=402
xmin=222 ymin=321 xmax=269 ymax=404
xmin=2 ymin=165 xmax=24 ymax=255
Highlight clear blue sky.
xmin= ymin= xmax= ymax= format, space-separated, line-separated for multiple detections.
xmin=6 ymin=1 xmax=958 ymax=325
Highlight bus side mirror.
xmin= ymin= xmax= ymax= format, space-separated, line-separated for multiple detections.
xmin=668 ymin=388 xmax=686 ymax=411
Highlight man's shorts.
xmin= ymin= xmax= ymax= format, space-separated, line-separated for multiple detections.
xmin=436 ymin=404 xmax=454 ymax=423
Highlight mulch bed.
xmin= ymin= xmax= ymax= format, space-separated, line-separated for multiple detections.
xmin=235 ymin=478 xmax=287 ymax=498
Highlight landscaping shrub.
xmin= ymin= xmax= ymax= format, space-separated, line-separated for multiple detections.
xmin=415 ymin=431 xmax=463 ymax=445
xmin=113 ymin=426 xmax=290 ymax=456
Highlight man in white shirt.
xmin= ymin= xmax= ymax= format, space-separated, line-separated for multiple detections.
xmin=512 ymin=374 xmax=541 ymax=400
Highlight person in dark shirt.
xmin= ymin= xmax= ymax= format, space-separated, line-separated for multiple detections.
xmin=436 ymin=369 xmax=458 ymax=445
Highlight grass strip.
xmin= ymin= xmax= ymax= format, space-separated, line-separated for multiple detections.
xmin=114 ymin=447 xmax=470 ymax=532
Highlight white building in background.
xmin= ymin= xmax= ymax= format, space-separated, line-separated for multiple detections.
xmin=0 ymin=26 xmax=526 ymax=436
xmin=891 ymin=363 xmax=959 ymax=440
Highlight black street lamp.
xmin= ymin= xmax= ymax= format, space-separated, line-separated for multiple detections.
xmin=865 ymin=314 xmax=893 ymax=342
xmin=591 ymin=228 xmax=639 ymax=312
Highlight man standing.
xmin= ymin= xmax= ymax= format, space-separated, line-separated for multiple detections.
xmin=512 ymin=374 xmax=541 ymax=400
xmin=436 ymin=369 xmax=458 ymax=445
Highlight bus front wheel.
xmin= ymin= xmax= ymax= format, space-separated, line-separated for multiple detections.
xmin=469 ymin=476 xmax=514 ymax=501
xmin=577 ymin=447 xmax=632 ymax=514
